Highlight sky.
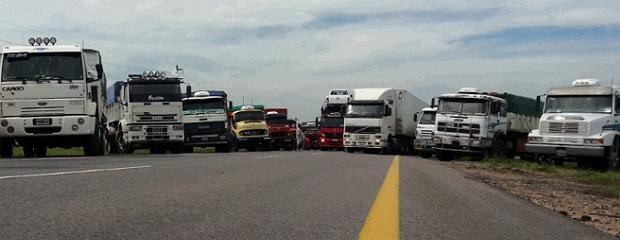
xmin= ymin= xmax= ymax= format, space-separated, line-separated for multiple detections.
xmin=2 ymin=0 xmax=620 ymax=121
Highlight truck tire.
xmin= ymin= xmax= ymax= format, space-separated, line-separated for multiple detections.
xmin=170 ymin=144 xmax=184 ymax=154
xmin=490 ymin=140 xmax=507 ymax=159
xmin=116 ymin=129 xmax=133 ymax=154
xmin=420 ymin=151 xmax=432 ymax=159
xmin=22 ymin=144 xmax=36 ymax=158
xmin=1 ymin=140 xmax=14 ymax=158
xmin=600 ymin=139 xmax=619 ymax=172
xmin=437 ymin=150 xmax=454 ymax=161
xmin=84 ymin=126 xmax=102 ymax=156
xmin=34 ymin=146 xmax=47 ymax=157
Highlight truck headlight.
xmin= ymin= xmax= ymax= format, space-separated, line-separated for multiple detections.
xmin=173 ymin=125 xmax=184 ymax=131
xmin=343 ymin=134 xmax=350 ymax=138
xmin=375 ymin=135 xmax=382 ymax=139
xmin=129 ymin=126 xmax=142 ymax=131
xmin=584 ymin=138 xmax=604 ymax=144
xmin=1 ymin=120 xmax=8 ymax=127
xmin=528 ymin=136 xmax=543 ymax=143
xmin=470 ymin=139 xmax=481 ymax=146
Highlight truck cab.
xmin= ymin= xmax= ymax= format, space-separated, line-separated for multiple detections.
xmin=229 ymin=105 xmax=271 ymax=151
xmin=526 ymin=79 xmax=620 ymax=170
xmin=105 ymin=72 xmax=184 ymax=154
xmin=0 ymin=38 xmax=106 ymax=157
xmin=413 ymin=107 xmax=437 ymax=158
xmin=182 ymin=90 xmax=231 ymax=152
xmin=300 ymin=121 xmax=319 ymax=150
xmin=318 ymin=102 xmax=346 ymax=151
xmin=264 ymin=108 xmax=296 ymax=150
xmin=433 ymin=88 xmax=540 ymax=160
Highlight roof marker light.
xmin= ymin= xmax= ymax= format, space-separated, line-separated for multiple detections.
xmin=49 ymin=37 xmax=57 ymax=45
xmin=572 ymin=78 xmax=600 ymax=86
xmin=43 ymin=37 xmax=50 ymax=45
xmin=28 ymin=38 xmax=36 ymax=46
xmin=35 ymin=37 xmax=43 ymax=46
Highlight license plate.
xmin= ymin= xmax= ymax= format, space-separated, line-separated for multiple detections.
xmin=33 ymin=118 xmax=51 ymax=126
xmin=555 ymin=149 xmax=567 ymax=157
xmin=357 ymin=135 xmax=369 ymax=140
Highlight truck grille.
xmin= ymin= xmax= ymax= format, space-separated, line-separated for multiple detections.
xmin=137 ymin=114 xmax=177 ymax=122
xmin=240 ymin=129 xmax=266 ymax=136
xmin=436 ymin=122 xmax=480 ymax=134
xmin=419 ymin=130 xmax=433 ymax=137
xmin=21 ymin=106 xmax=64 ymax=116
xmin=185 ymin=122 xmax=225 ymax=134
xmin=270 ymin=131 xmax=289 ymax=138
xmin=323 ymin=132 xmax=342 ymax=138
xmin=345 ymin=126 xmax=380 ymax=134
xmin=25 ymin=127 xmax=62 ymax=134
xmin=540 ymin=121 xmax=588 ymax=135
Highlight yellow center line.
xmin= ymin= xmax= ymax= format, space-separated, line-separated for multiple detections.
xmin=359 ymin=155 xmax=400 ymax=240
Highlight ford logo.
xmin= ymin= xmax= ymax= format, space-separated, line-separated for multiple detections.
xmin=37 ymin=102 xmax=47 ymax=106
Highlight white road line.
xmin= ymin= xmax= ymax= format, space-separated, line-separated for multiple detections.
xmin=0 ymin=165 xmax=152 ymax=180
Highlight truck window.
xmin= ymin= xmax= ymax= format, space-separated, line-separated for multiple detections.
xmin=183 ymin=99 xmax=225 ymax=114
xmin=545 ymin=95 xmax=612 ymax=114
xmin=346 ymin=103 xmax=384 ymax=118
xmin=321 ymin=117 xmax=344 ymax=127
xmin=616 ymin=96 xmax=620 ymax=114
xmin=266 ymin=116 xmax=289 ymax=124
xmin=128 ymin=84 xmax=181 ymax=102
xmin=2 ymin=52 xmax=83 ymax=81
xmin=235 ymin=111 xmax=265 ymax=122
xmin=419 ymin=111 xmax=436 ymax=125
xmin=439 ymin=98 xmax=487 ymax=115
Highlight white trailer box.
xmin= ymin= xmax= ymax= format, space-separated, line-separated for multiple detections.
xmin=343 ymin=88 xmax=427 ymax=153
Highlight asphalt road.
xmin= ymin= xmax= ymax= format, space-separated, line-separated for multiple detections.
xmin=0 ymin=151 xmax=614 ymax=240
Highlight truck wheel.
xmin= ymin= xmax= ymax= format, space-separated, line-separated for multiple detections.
xmin=170 ymin=144 xmax=184 ymax=154
xmin=184 ymin=146 xmax=194 ymax=153
xmin=490 ymin=140 xmax=507 ymax=159
xmin=600 ymin=139 xmax=619 ymax=172
xmin=84 ymin=125 xmax=102 ymax=156
xmin=420 ymin=151 xmax=432 ymax=158
xmin=1 ymin=140 xmax=14 ymax=158
xmin=116 ymin=129 xmax=133 ymax=154
xmin=34 ymin=146 xmax=47 ymax=157
xmin=22 ymin=144 xmax=35 ymax=158
xmin=437 ymin=150 xmax=454 ymax=161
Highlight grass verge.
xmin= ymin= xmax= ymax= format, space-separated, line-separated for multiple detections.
xmin=482 ymin=158 xmax=620 ymax=198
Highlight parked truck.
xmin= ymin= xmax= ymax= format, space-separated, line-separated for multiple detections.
xmin=343 ymin=88 xmax=426 ymax=154
xmin=526 ymin=79 xmax=620 ymax=170
xmin=182 ymin=88 xmax=232 ymax=153
xmin=433 ymin=88 xmax=540 ymax=161
xmin=317 ymin=101 xmax=347 ymax=151
xmin=300 ymin=121 xmax=320 ymax=150
xmin=228 ymin=105 xmax=271 ymax=151
xmin=104 ymin=71 xmax=184 ymax=154
xmin=0 ymin=37 xmax=106 ymax=157
xmin=264 ymin=107 xmax=296 ymax=150
xmin=413 ymin=106 xmax=437 ymax=158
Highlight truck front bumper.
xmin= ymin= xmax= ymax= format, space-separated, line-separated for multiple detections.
xmin=343 ymin=133 xmax=387 ymax=148
xmin=432 ymin=135 xmax=491 ymax=153
xmin=185 ymin=132 xmax=229 ymax=147
xmin=125 ymin=125 xmax=184 ymax=144
xmin=525 ymin=143 xmax=605 ymax=157
xmin=414 ymin=138 xmax=434 ymax=151
xmin=0 ymin=115 xmax=95 ymax=137
xmin=319 ymin=137 xmax=343 ymax=148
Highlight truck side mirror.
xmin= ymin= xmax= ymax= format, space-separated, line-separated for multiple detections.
xmin=229 ymin=101 xmax=233 ymax=109
xmin=384 ymin=106 xmax=392 ymax=117
xmin=95 ymin=64 xmax=103 ymax=80
xmin=414 ymin=112 xmax=419 ymax=122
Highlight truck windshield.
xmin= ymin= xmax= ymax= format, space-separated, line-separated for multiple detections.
xmin=545 ymin=95 xmax=612 ymax=114
xmin=266 ymin=116 xmax=289 ymax=124
xmin=235 ymin=111 xmax=264 ymax=122
xmin=438 ymin=98 xmax=488 ymax=115
xmin=2 ymin=52 xmax=83 ymax=81
xmin=183 ymin=98 xmax=225 ymax=114
xmin=346 ymin=104 xmax=384 ymax=118
xmin=419 ymin=111 xmax=436 ymax=124
xmin=129 ymin=84 xmax=181 ymax=102
xmin=321 ymin=117 xmax=344 ymax=127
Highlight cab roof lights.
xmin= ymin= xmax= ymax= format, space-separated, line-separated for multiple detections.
xmin=241 ymin=105 xmax=255 ymax=110
xmin=572 ymin=78 xmax=600 ymax=86
xmin=458 ymin=87 xmax=481 ymax=94
xmin=28 ymin=37 xmax=57 ymax=46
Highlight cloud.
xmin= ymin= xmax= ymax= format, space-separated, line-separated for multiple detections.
xmin=2 ymin=1 xmax=620 ymax=120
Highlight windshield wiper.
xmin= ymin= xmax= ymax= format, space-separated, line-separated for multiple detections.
xmin=3 ymin=76 xmax=35 ymax=84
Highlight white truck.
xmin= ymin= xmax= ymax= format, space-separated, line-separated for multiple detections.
xmin=413 ymin=107 xmax=437 ymax=158
xmin=343 ymin=88 xmax=426 ymax=154
xmin=182 ymin=88 xmax=232 ymax=153
xmin=526 ymin=79 xmax=620 ymax=171
xmin=0 ymin=37 xmax=107 ymax=157
xmin=433 ymin=88 xmax=540 ymax=161
xmin=104 ymin=71 xmax=184 ymax=154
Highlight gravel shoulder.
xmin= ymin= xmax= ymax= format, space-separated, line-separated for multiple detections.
xmin=451 ymin=161 xmax=620 ymax=238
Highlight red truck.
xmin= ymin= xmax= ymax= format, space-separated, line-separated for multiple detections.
xmin=317 ymin=103 xmax=346 ymax=151
xmin=300 ymin=121 xmax=320 ymax=150
xmin=264 ymin=108 xmax=296 ymax=150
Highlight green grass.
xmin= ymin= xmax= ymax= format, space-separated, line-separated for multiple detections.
xmin=482 ymin=158 xmax=620 ymax=197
